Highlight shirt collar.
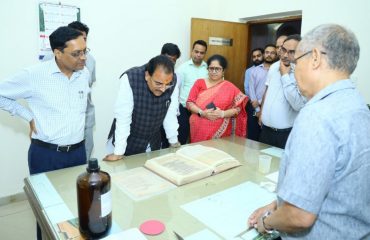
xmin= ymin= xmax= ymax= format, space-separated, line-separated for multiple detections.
xmin=307 ymin=79 xmax=354 ymax=106
xmin=48 ymin=57 xmax=82 ymax=78
xmin=189 ymin=59 xmax=207 ymax=67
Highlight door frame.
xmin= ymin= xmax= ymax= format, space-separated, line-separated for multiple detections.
xmin=245 ymin=16 xmax=302 ymax=67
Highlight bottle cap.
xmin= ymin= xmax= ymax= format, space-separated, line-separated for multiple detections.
xmin=87 ymin=158 xmax=100 ymax=172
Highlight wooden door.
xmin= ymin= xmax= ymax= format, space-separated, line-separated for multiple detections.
xmin=191 ymin=18 xmax=248 ymax=91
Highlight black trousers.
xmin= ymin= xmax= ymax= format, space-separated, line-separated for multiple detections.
xmin=246 ymin=100 xmax=261 ymax=141
xmin=177 ymin=104 xmax=191 ymax=144
xmin=259 ymin=125 xmax=291 ymax=149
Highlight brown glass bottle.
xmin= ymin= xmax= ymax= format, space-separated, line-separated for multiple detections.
xmin=77 ymin=158 xmax=112 ymax=239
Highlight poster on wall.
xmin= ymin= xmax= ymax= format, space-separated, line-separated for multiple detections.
xmin=39 ymin=2 xmax=80 ymax=60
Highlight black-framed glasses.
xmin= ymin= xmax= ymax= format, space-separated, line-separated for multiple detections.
xmin=63 ymin=48 xmax=90 ymax=58
xmin=280 ymin=47 xmax=295 ymax=56
xmin=151 ymin=78 xmax=174 ymax=90
xmin=208 ymin=67 xmax=223 ymax=73
xmin=291 ymin=50 xmax=327 ymax=64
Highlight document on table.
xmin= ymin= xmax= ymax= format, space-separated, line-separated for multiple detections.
xmin=104 ymin=228 xmax=147 ymax=240
xmin=260 ymin=147 xmax=284 ymax=159
xmin=265 ymin=171 xmax=279 ymax=183
xmin=112 ymin=167 xmax=176 ymax=201
xmin=181 ymin=181 xmax=276 ymax=240
xmin=184 ymin=229 xmax=222 ymax=240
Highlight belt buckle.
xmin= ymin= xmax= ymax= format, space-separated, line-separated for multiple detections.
xmin=57 ymin=145 xmax=71 ymax=152
xmin=272 ymin=127 xmax=278 ymax=132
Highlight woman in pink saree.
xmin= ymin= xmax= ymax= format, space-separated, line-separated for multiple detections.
xmin=187 ymin=54 xmax=248 ymax=143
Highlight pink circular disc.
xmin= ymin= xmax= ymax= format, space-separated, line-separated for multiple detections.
xmin=139 ymin=220 xmax=165 ymax=235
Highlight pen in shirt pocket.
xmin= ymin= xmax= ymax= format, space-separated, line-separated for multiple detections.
xmin=78 ymin=90 xmax=84 ymax=99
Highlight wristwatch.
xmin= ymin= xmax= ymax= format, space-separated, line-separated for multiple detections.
xmin=261 ymin=211 xmax=274 ymax=233
xmin=197 ymin=109 xmax=203 ymax=117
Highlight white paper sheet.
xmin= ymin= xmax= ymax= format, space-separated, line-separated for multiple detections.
xmin=112 ymin=167 xmax=176 ymax=201
xmin=181 ymin=181 xmax=276 ymax=240
xmin=260 ymin=147 xmax=284 ymax=159
xmin=265 ymin=171 xmax=279 ymax=183
xmin=185 ymin=229 xmax=222 ymax=240
xmin=103 ymin=228 xmax=147 ymax=240
xmin=45 ymin=204 xmax=74 ymax=224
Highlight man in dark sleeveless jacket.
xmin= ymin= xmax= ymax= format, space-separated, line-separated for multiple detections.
xmin=105 ymin=55 xmax=180 ymax=161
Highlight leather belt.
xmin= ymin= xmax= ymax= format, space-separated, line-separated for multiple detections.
xmin=31 ymin=139 xmax=84 ymax=152
xmin=263 ymin=125 xmax=292 ymax=133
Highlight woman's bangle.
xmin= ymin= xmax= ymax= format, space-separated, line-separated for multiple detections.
xmin=197 ymin=109 xmax=203 ymax=117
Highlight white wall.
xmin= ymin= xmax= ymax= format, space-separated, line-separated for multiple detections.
xmin=1 ymin=0 xmax=369 ymax=197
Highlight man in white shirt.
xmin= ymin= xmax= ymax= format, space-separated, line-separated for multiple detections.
xmin=259 ymin=34 xmax=306 ymax=148
xmin=0 ymin=26 xmax=90 ymax=240
xmin=42 ymin=21 xmax=96 ymax=161
xmin=105 ymin=55 xmax=179 ymax=161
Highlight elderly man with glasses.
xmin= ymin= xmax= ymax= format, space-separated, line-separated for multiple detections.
xmin=258 ymin=34 xmax=306 ymax=149
xmin=248 ymin=23 xmax=370 ymax=240
xmin=105 ymin=55 xmax=180 ymax=161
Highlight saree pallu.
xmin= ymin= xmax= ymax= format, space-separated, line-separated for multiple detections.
xmin=187 ymin=79 xmax=248 ymax=143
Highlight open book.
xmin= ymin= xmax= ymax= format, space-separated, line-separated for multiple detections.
xmin=144 ymin=145 xmax=241 ymax=186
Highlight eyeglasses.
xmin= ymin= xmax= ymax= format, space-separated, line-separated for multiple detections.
xmin=151 ymin=78 xmax=174 ymax=90
xmin=208 ymin=67 xmax=223 ymax=73
xmin=63 ymin=48 xmax=90 ymax=58
xmin=291 ymin=50 xmax=327 ymax=64
xmin=280 ymin=47 xmax=295 ymax=56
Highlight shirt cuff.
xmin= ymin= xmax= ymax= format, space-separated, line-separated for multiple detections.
xmin=278 ymin=189 xmax=319 ymax=214
xmin=281 ymin=74 xmax=295 ymax=87
xmin=168 ymin=136 xmax=178 ymax=144
xmin=113 ymin=145 xmax=125 ymax=156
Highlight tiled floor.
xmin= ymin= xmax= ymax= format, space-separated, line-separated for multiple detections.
xmin=0 ymin=200 xmax=36 ymax=240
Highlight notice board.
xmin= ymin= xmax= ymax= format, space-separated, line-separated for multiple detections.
xmin=38 ymin=2 xmax=80 ymax=59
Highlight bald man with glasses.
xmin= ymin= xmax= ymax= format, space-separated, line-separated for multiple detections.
xmin=248 ymin=23 xmax=370 ymax=240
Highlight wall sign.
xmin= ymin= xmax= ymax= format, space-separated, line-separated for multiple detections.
xmin=209 ymin=37 xmax=233 ymax=46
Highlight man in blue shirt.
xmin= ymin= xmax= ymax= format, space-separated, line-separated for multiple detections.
xmin=248 ymin=45 xmax=277 ymax=141
xmin=248 ymin=24 xmax=370 ymax=239
xmin=244 ymin=48 xmax=264 ymax=98
xmin=0 ymin=27 xmax=90 ymax=239
xmin=244 ymin=48 xmax=263 ymax=139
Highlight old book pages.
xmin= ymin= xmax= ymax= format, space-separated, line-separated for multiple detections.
xmin=144 ymin=145 xmax=241 ymax=186
xmin=112 ymin=167 xmax=176 ymax=201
